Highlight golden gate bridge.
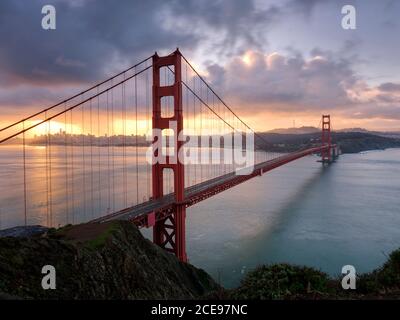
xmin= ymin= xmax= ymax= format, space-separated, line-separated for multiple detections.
xmin=0 ymin=49 xmax=338 ymax=262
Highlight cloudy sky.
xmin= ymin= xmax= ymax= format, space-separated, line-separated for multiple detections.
xmin=1 ymin=0 xmax=400 ymax=131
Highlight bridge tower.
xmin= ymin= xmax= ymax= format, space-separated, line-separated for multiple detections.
xmin=321 ymin=114 xmax=331 ymax=163
xmin=152 ymin=49 xmax=187 ymax=262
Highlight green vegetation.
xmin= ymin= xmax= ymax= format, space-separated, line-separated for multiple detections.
xmin=228 ymin=249 xmax=400 ymax=299
xmin=357 ymin=250 xmax=400 ymax=295
xmin=230 ymin=264 xmax=333 ymax=299
xmin=83 ymin=222 xmax=119 ymax=250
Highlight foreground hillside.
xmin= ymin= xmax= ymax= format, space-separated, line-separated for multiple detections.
xmin=0 ymin=221 xmax=399 ymax=300
xmin=0 ymin=221 xmax=219 ymax=299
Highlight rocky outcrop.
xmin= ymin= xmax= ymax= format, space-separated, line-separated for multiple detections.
xmin=0 ymin=221 xmax=219 ymax=299
xmin=0 ymin=225 xmax=49 ymax=238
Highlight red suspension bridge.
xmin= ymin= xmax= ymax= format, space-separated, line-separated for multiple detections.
xmin=0 ymin=49 xmax=338 ymax=262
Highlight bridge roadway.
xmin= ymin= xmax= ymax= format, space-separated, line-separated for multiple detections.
xmin=92 ymin=144 xmax=331 ymax=227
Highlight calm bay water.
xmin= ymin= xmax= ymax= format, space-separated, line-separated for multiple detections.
xmin=1 ymin=144 xmax=399 ymax=289
xmin=183 ymin=148 xmax=400 ymax=288
xmin=0 ymin=145 xmax=266 ymax=229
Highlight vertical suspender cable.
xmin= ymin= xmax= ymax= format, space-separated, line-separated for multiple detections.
xmin=82 ymin=101 xmax=86 ymax=220
xmin=107 ymin=90 xmax=111 ymax=212
xmin=90 ymin=98 xmax=94 ymax=218
xmin=64 ymin=104 xmax=69 ymax=224
xmin=22 ymin=121 xmax=27 ymax=226
xmin=135 ymin=68 xmax=139 ymax=204
xmin=97 ymin=89 xmax=101 ymax=214
xmin=70 ymin=109 xmax=75 ymax=223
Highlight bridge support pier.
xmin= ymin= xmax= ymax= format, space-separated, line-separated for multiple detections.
xmin=152 ymin=49 xmax=187 ymax=262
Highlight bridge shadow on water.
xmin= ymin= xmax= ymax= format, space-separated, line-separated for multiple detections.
xmin=264 ymin=163 xmax=333 ymax=234
xmin=240 ymin=161 xmax=333 ymax=253
xmin=188 ymin=158 xmax=338 ymax=288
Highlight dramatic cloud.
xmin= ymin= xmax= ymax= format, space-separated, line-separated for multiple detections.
xmin=0 ymin=0 xmax=399 ymax=130
xmin=0 ymin=0 xmax=289 ymax=123
xmin=0 ymin=0 xmax=198 ymax=86
xmin=378 ymin=82 xmax=400 ymax=92
xmin=0 ymin=0 xmax=285 ymax=87
xmin=206 ymin=50 xmax=359 ymax=112
xmin=202 ymin=48 xmax=400 ymax=125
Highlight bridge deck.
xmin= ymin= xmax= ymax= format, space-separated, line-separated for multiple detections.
xmin=93 ymin=144 xmax=331 ymax=226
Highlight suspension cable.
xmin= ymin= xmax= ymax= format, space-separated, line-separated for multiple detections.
xmin=0 ymin=56 xmax=152 ymax=133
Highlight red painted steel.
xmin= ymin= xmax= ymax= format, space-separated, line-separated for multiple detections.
xmin=0 ymin=47 xmax=340 ymax=264
xmin=321 ymin=115 xmax=331 ymax=163
xmin=94 ymin=143 xmax=337 ymax=262
xmin=152 ymin=49 xmax=187 ymax=262
xmin=120 ymin=144 xmax=332 ymax=226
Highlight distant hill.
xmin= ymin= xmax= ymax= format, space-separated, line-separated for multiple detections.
xmin=332 ymin=132 xmax=400 ymax=153
xmin=267 ymin=126 xmax=319 ymax=134
xmin=256 ymin=131 xmax=400 ymax=154
xmin=337 ymin=128 xmax=400 ymax=139
xmin=266 ymin=126 xmax=379 ymax=135
xmin=266 ymin=126 xmax=400 ymax=140
xmin=337 ymin=127 xmax=369 ymax=133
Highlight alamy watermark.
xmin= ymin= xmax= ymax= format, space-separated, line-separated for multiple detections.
xmin=341 ymin=265 xmax=356 ymax=290
xmin=41 ymin=5 xmax=56 ymax=30
xmin=41 ymin=265 xmax=56 ymax=290
xmin=145 ymin=121 xmax=255 ymax=175
xmin=341 ymin=5 xmax=356 ymax=30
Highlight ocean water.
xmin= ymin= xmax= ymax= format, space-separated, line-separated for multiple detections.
xmin=184 ymin=149 xmax=400 ymax=288
xmin=1 ymin=144 xmax=399 ymax=289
